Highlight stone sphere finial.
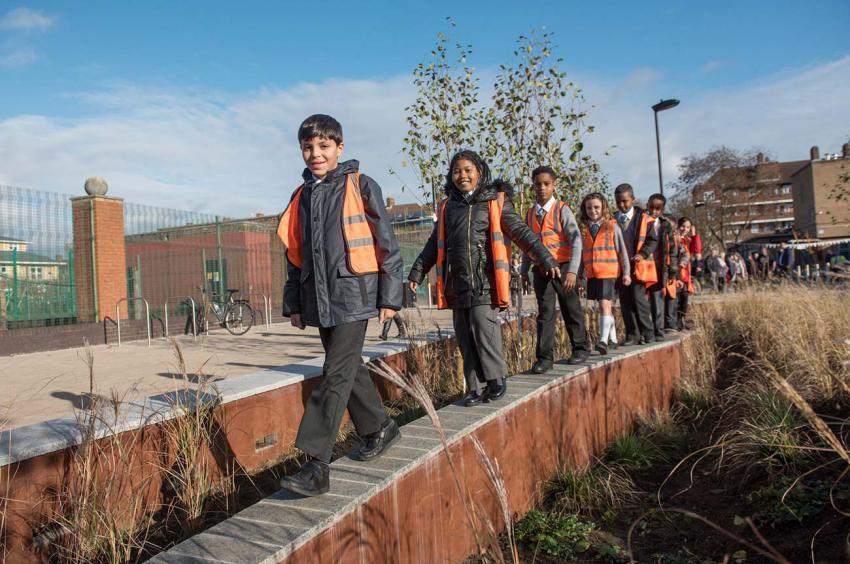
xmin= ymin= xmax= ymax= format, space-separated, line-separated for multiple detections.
xmin=84 ymin=176 xmax=108 ymax=196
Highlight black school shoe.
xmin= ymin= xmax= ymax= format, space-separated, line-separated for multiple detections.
xmin=483 ymin=380 xmax=507 ymax=402
xmin=279 ymin=459 xmax=330 ymax=497
xmin=352 ymin=418 xmax=400 ymax=461
xmin=595 ymin=341 xmax=608 ymax=355
xmin=567 ymin=350 xmax=590 ymax=365
xmin=463 ymin=390 xmax=483 ymax=406
xmin=532 ymin=359 xmax=553 ymax=374
xmin=621 ymin=337 xmax=641 ymax=346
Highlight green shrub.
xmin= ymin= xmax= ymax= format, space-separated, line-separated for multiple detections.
xmin=606 ymin=433 xmax=659 ymax=468
xmin=515 ymin=509 xmax=626 ymax=561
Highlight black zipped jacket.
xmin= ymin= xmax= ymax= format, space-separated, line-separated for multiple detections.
xmin=408 ymin=181 xmax=557 ymax=309
xmin=282 ymin=159 xmax=403 ymax=328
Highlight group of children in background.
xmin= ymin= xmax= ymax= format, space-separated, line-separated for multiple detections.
xmin=277 ymin=113 xmax=695 ymax=497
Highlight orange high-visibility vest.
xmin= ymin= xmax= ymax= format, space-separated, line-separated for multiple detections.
xmin=633 ymin=211 xmax=658 ymax=285
xmin=582 ymin=220 xmax=620 ymax=279
xmin=525 ymin=201 xmax=572 ymax=264
xmin=661 ymin=219 xmax=677 ymax=299
xmin=678 ymin=234 xmax=695 ymax=295
xmin=435 ymin=192 xmax=511 ymax=310
xmin=276 ymin=173 xmax=379 ymax=274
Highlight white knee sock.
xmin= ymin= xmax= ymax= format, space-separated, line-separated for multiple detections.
xmin=599 ymin=315 xmax=612 ymax=344
xmin=604 ymin=315 xmax=617 ymax=343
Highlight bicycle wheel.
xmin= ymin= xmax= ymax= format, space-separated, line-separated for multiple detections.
xmin=224 ymin=301 xmax=254 ymax=335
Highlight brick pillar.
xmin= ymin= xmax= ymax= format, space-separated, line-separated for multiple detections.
xmin=71 ymin=195 xmax=127 ymax=322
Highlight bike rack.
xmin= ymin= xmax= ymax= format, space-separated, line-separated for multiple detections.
xmin=242 ymin=292 xmax=271 ymax=330
xmin=163 ymin=297 xmax=197 ymax=340
xmin=116 ymin=297 xmax=151 ymax=348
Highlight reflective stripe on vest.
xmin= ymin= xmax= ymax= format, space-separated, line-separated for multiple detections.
xmin=276 ymin=173 xmax=379 ymax=274
xmin=633 ymin=211 xmax=658 ymax=285
xmin=581 ymin=219 xmax=619 ymax=279
xmin=435 ymin=193 xmax=511 ymax=310
xmin=526 ymin=201 xmax=571 ymax=263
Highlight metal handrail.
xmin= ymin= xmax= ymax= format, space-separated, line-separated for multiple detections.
xmin=163 ymin=296 xmax=197 ymax=340
xmin=115 ymin=297 xmax=151 ymax=347
xmin=241 ymin=292 xmax=271 ymax=330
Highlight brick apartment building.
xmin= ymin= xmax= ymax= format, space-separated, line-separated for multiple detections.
xmin=791 ymin=143 xmax=850 ymax=240
xmin=693 ymin=140 xmax=850 ymax=247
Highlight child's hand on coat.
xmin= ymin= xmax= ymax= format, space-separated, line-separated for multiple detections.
xmin=561 ymin=272 xmax=577 ymax=291
xmin=621 ymin=274 xmax=632 ymax=286
xmin=408 ymin=280 xmax=418 ymax=293
xmin=379 ymin=308 xmax=395 ymax=323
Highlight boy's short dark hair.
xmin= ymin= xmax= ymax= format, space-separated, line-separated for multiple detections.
xmin=648 ymin=193 xmax=666 ymax=206
xmin=614 ymin=183 xmax=634 ymax=197
xmin=532 ymin=165 xmax=557 ymax=181
xmin=677 ymin=216 xmax=691 ymax=228
xmin=298 ymin=114 xmax=343 ymax=145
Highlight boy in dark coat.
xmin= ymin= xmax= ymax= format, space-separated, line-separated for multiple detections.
xmin=277 ymin=114 xmax=403 ymax=496
xmin=613 ymin=183 xmax=659 ymax=345
xmin=645 ymin=193 xmax=679 ymax=338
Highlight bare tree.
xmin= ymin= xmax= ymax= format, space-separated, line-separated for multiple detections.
xmin=670 ymin=146 xmax=771 ymax=251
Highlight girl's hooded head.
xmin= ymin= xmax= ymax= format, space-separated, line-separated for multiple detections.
xmin=445 ymin=150 xmax=492 ymax=194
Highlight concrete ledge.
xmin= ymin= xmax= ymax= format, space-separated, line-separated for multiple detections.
xmin=1 ymin=311 xmax=541 ymax=561
xmin=150 ymin=338 xmax=681 ymax=563
xmin=0 ymin=323 xmax=474 ymax=467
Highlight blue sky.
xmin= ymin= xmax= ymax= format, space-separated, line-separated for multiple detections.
xmin=2 ymin=1 xmax=849 ymax=214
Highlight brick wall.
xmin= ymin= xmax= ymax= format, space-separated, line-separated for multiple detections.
xmin=71 ymin=196 xmax=128 ymax=322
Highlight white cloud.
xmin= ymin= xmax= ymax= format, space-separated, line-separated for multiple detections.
xmin=0 ymin=7 xmax=56 ymax=31
xmin=698 ymin=60 xmax=723 ymax=74
xmin=581 ymin=56 xmax=850 ymax=202
xmin=0 ymin=77 xmax=417 ymax=216
xmin=0 ymin=47 xmax=35 ymax=67
xmin=1 ymin=56 xmax=848 ymax=216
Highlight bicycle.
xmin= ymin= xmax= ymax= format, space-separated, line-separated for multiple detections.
xmin=190 ymin=287 xmax=255 ymax=336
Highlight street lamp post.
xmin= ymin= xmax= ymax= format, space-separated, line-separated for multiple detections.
xmin=652 ymin=98 xmax=680 ymax=196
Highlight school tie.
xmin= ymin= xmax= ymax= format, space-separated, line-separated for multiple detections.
xmin=536 ymin=206 xmax=546 ymax=225
xmin=618 ymin=212 xmax=628 ymax=229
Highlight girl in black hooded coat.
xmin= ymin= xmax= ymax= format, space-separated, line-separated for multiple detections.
xmin=408 ymin=150 xmax=560 ymax=406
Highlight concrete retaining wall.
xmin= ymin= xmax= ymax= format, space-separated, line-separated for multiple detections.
xmin=149 ymin=338 xmax=681 ymax=564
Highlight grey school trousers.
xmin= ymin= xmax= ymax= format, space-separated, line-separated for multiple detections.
xmin=453 ymin=304 xmax=507 ymax=393
xmin=295 ymin=320 xmax=387 ymax=463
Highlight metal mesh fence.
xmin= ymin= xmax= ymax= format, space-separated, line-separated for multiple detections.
xmin=1 ymin=186 xmax=76 ymax=328
xmin=125 ymin=215 xmax=283 ymax=329
xmin=2 ymin=184 xmax=436 ymax=331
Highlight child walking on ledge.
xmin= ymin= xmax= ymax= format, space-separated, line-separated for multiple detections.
xmin=578 ymin=192 xmax=630 ymax=355
xmin=407 ymin=150 xmax=560 ymax=406
xmin=277 ymin=114 xmax=403 ymax=497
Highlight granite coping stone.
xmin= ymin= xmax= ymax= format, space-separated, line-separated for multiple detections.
xmin=0 ymin=311 xmax=536 ymax=467
xmin=154 ymin=337 xmax=681 ymax=563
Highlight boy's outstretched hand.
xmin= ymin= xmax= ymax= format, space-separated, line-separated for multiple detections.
xmin=291 ymin=313 xmax=305 ymax=330
xmin=408 ymin=280 xmax=418 ymax=294
xmin=379 ymin=308 xmax=395 ymax=323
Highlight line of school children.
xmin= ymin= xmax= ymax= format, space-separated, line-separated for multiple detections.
xmin=276 ymin=113 xmax=694 ymax=497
